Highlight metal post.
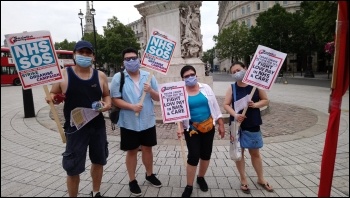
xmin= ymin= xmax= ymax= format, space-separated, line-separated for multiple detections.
xmin=91 ymin=1 xmax=97 ymax=69
xmin=22 ymin=88 xmax=35 ymax=118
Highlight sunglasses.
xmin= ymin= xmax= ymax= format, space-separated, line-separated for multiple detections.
xmin=183 ymin=73 xmax=196 ymax=79
xmin=124 ymin=57 xmax=138 ymax=61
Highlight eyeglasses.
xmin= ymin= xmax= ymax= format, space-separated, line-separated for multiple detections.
xmin=183 ymin=73 xmax=196 ymax=79
xmin=124 ymin=57 xmax=138 ymax=61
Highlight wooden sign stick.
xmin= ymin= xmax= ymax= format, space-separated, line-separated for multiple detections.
xmin=177 ymin=122 xmax=187 ymax=167
xmin=43 ymin=85 xmax=66 ymax=143
xmin=136 ymin=71 xmax=154 ymax=116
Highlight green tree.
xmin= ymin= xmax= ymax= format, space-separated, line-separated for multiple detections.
xmin=83 ymin=32 xmax=104 ymax=67
xmin=54 ymin=39 xmax=76 ymax=51
xmin=251 ymin=4 xmax=294 ymax=54
xmin=101 ymin=16 xmax=140 ymax=70
xmin=213 ymin=20 xmax=250 ymax=62
xmin=202 ymin=47 xmax=215 ymax=66
xmin=300 ymin=1 xmax=337 ymax=44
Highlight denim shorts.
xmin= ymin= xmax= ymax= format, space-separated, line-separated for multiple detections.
xmin=62 ymin=124 xmax=108 ymax=176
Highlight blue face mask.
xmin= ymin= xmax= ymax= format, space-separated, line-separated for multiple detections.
xmin=124 ymin=58 xmax=140 ymax=73
xmin=185 ymin=76 xmax=197 ymax=87
xmin=75 ymin=55 xmax=92 ymax=68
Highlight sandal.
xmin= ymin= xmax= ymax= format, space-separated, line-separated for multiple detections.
xmin=257 ymin=182 xmax=274 ymax=192
xmin=240 ymin=184 xmax=251 ymax=194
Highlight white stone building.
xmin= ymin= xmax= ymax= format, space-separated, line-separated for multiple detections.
xmin=84 ymin=1 xmax=95 ymax=34
xmin=126 ymin=19 xmax=147 ymax=58
xmin=216 ymin=1 xmax=302 ymax=72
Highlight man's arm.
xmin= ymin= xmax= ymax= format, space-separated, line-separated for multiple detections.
xmin=99 ymin=71 xmax=111 ymax=112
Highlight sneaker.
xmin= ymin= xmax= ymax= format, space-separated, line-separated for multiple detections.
xmin=145 ymin=173 xmax=162 ymax=187
xmin=90 ymin=191 xmax=103 ymax=197
xmin=129 ymin=180 xmax=142 ymax=196
xmin=197 ymin=177 xmax=208 ymax=192
xmin=182 ymin=185 xmax=193 ymax=197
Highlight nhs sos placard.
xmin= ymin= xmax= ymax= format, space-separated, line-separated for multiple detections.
xmin=5 ymin=30 xmax=63 ymax=89
xmin=141 ymin=29 xmax=176 ymax=75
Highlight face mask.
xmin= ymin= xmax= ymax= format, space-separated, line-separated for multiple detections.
xmin=231 ymin=70 xmax=246 ymax=81
xmin=124 ymin=58 xmax=140 ymax=73
xmin=185 ymin=76 xmax=197 ymax=87
xmin=75 ymin=55 xmax=92 ymax=68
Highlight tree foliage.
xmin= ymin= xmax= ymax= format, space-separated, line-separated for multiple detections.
xmin=54 ymin=39 xmax=76 ymax=51
xmin=202 ymin=47 xmax=215 ymax=66
xmin=101 ymin=16 xmax=140 ymax=68
xmin=213 ymin=20 xmax=250 ymax=61
xmin=251 ymin=4 xmax=295 ymax=54
xmin=299 ymin=1 xmax=337 ymax=46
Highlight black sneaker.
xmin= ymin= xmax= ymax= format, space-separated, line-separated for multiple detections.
xmin=129 ymin=180 xmax=142 ymax=196
xmin=197 ymin=177 xmax=208 ymax=192
xmin=145 ymin=173 xmax=162 ymax=187
xmin=90 ymin=191 xmax=103 ymax=197
xmin=182 ymin=185 xmax=193 ymax=197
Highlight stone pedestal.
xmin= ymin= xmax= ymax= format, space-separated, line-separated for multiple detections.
xmin=135 ymin=1 xmax=213 ymax=87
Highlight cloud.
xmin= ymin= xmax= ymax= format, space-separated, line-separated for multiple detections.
xmin=1 ymin=1 xmax=218 ymax=51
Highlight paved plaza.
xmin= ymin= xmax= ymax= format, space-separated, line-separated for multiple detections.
xmin=1 ymin=80 xmax=349 ymax=197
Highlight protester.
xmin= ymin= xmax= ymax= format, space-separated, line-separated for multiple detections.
xmin=177 ymin=65 xmax=225 ymax=197
xmin=45 ymin=40 xmax=111 ymax=197
xmin=223 ymin=61 xmax=273 ymax=194
xmin=110 ymin=47 xmax=161 ymax=196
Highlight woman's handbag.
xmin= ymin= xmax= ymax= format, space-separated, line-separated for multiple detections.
xmin=230 ymin=120 xmax=242 ymax=161
xmin=191 ymin=116 xmax=214 ymax=133
xmin=240 ymin=130 xmax=263 ymax=149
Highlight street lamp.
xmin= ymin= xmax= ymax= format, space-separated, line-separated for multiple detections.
xmin=78 ymin=9 xmax=84 ymax=40
xmin=90 ymin=1 xmax=98 ymax=68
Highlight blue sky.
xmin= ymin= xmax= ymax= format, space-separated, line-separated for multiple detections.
xmin=1 ymin=1 xmax=218 ymax=51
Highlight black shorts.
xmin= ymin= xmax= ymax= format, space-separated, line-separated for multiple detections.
xmin=62 ymin=124 xmax=108 ymax=176
xmin=120 ymin=126 xmax=157 ymax=151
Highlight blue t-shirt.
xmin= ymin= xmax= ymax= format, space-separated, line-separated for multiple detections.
xmin=188 ymin=92 xmax=211 ymax=123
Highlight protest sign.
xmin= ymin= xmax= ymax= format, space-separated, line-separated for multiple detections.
xmin=158 ymin=81 xmax=190 ymax=123
xmin=243 ymin=45 xmax=287 ymax=90
xmin=141 ymin=29 xmax=176 ymax=75
xmin=5 ymin=30 xmax=63 ymax=89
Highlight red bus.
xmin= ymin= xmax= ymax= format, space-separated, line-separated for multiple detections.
xmin=56 ymin=49 xmax=75 ymax=68
xmin=1 ymin=47 xmax=74 ymax=86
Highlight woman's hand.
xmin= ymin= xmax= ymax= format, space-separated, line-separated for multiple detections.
xmin=248 ymin=101 xmax=257 ymax=109
xmin=234 ymin=114 xmax=246 ymax=123
xmin=218 ymin=124 xmax=225 ymax=139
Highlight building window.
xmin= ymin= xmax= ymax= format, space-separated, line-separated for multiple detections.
xmin=235 ymin=10 xmax=237 ymax=19
xmin=263 ymin=1 xmax=268 ymax=9
xmin=241 ymin=7 xmax=245 ymax=15
xmin=283 ymin=1 xmax=288 ymax=5
xmin=247 ymin=18 xmax=251 ymax=27
xmin=247 ymin=4 xmax=251 ymax=14
xmin=256 ymin=2 xmax=260 ymax=10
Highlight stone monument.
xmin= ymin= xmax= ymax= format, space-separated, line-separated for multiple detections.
xmin=135 ymin=1 xmax=213 ymax=87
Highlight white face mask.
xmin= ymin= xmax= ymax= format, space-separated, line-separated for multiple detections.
xmin=231 ymin=70 xmax=246 ymax=81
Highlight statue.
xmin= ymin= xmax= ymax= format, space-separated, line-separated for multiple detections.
xmin=180 ymin=4 xmax=203 ymax=58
